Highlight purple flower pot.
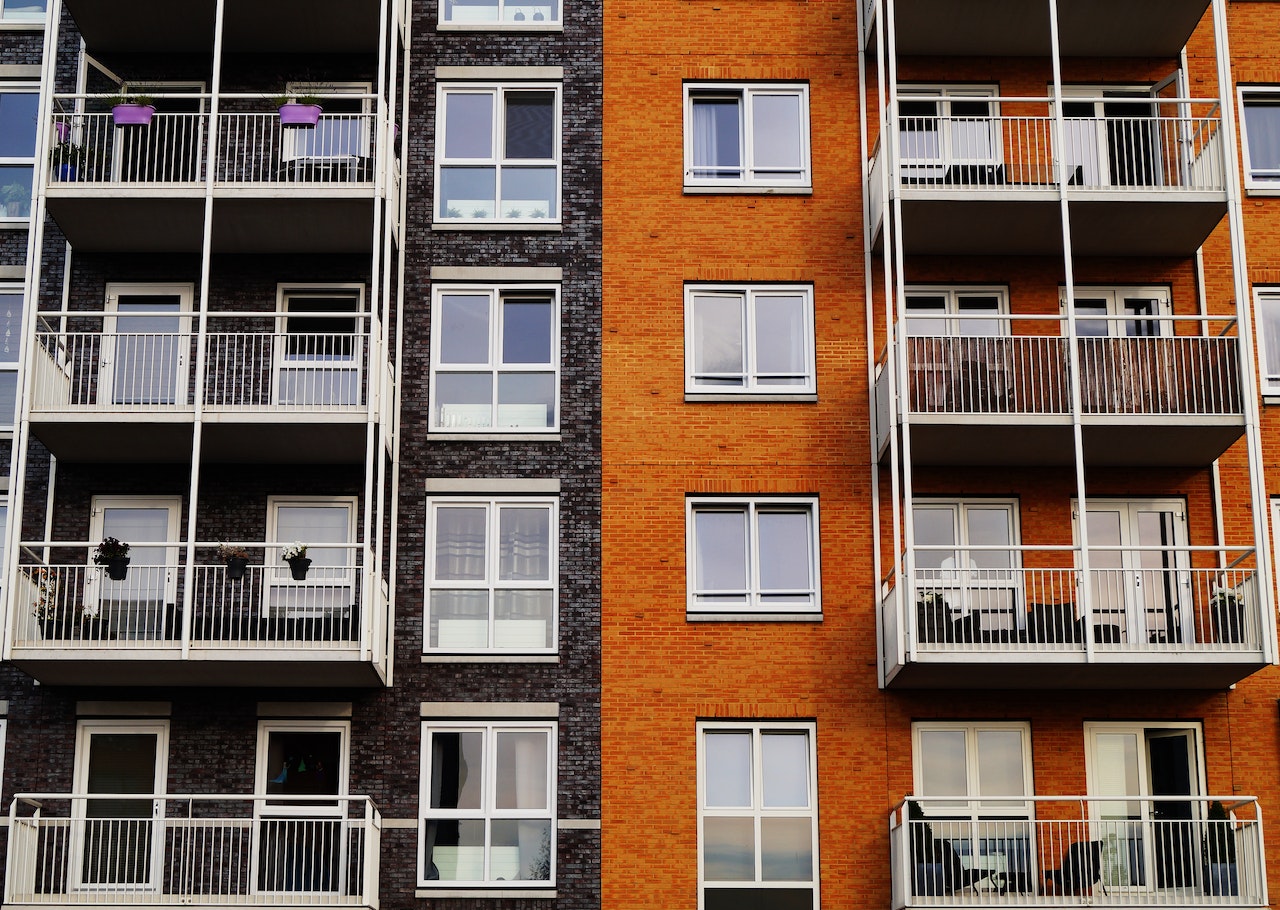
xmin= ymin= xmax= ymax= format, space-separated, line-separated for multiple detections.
xmin=279 ymin=103 xmax=323 ymax=127
xmin=54 ymin=120 xmax=70 ymax=142
xmin=112 ymin=103 xmax=155 ymax=126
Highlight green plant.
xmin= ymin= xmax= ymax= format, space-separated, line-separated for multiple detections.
xmin=30 ymin=567 xmax=58 ymax=620
xmin=93 ymin=537 xmax=130 ymax=564
xmin=107 ymin=92 xmax=154 ymax=107
xmin=1204 ymin=800 xmax=1237 ymax=865
xmin=52 ymin=140 xmax=90 ymax=167
xmin=445 ymin=206 xmax=462 ymax=218
xmin=217 ymin=543 xmax=249 ymax=560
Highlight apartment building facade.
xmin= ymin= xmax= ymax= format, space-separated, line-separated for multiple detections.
xmin=0 ymin=0 xmax=601 ymax=909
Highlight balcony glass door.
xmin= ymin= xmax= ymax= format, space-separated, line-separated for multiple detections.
xmin=73 ymin=721 xmax=168 ymax=891
xmin=912 ymin=500 xmax=1019 ymax=639
xmin=1059 ymin=88 xmax=1160 ymax=188
xmin=88 ymin=496 xmax=180 ymax=639
xmin=265 ymin=498 xmax=356 ymax=621
xmin=103 ymin=284 xmax=191 ymax=407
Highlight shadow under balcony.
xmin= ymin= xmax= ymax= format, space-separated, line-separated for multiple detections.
xmin=866 ymin=105 xmax=1227 ymax=257
xmin=880 ymin=551 xmax=1267 ymax=689
xmin=874 ymin=332 xmax=1245 ymax=467
xmin=863 ymin=0 xmax=1210 ymax=57
xmin=889 ymin=796 xmax=1265 ymax=910
xmin=26 ymin=320 xmax=379 ymax=463
xmin=8 ymin=547 xmax=390 ymax=687
xmin=45 ymin=101 xmax=388 ymax=254
xmin=6 ymin=794 xmax=381 ymax=910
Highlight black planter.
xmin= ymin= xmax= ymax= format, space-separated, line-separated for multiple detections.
xmin=39 ymin=617 xmax=66 ymax=639
xmin=226 ymin=556 xmax=249 ymax=581
xmin=79 ymin=617 xmax=110 ymax=641
xmin=287 ymin=556 xmax=312 ymax=581
xmin=104 ymin=556 xmax=130 ymax=581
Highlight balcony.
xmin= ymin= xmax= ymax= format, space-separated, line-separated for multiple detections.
xmin=5 ymin=795 xmax=380 ymax=909
xmin=874 ymin=318 xmax=1244 ymax=466
xmin=27 ymin=313 xmax=381 ymax=463
xmin=863 ymin=0 xmax=1210 ymax=58
xmin=7 ymin=543 xmax=389 ymax=687
xmin=45 ymin=96 xmax=389 ymax=253
xmin=889 ymin=796 xmax=1265 ymax=910
xmin=867 ymin=100 xmax=1227 ymax=256
xmin=880 ymin=546 xmax=1266 ymax=689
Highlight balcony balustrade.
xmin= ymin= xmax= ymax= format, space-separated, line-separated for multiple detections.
xmin=889 ymin=796 xmax=1265 ymax=909
xmin=881 ymin=546 xmax=1265 ymax=688
xmin=8 ymin=543 xmax=389 ymax=687
xmin=5 ymin=794 xmax=380 ymax=909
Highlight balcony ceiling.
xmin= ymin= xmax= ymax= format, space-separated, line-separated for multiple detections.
xmin=12 ymin=651 xmax=387 ymax=688
xmin=886 ymin=653 xmax=1267 ymax=689
xmin=62 ymin=0 xmax=381 ymax=54
xmin=873 ymin=0 xmax=1209 ymax=57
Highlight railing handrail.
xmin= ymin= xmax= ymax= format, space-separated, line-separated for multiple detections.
xmin=52 ymin=92 xmax=382 ymax=102
xmin=907 ymin=544 xmax=1254 ymax=554
xmin=18 ymin=541 xmax=367 ymax=551
xmin=892 ymin=793 xmax=1260 ymax=816
xmin=894 ymin=94 xmax=1222 ymax=106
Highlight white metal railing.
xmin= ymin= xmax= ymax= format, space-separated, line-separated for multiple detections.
xmin=889 ymin=796 xmax=1265 ymax=909
xmin=894 ymin=98 xmax=1226 ymax=193
xmin=29 ymin=323 xmax=373 ymax=414
xmin=12 ymin=544 xmax=369 ymax=650
xmin=891 ymin=546 xmax=1261 ymax=653
xmin=215 ymin=111 xmax=376 ymax=185
xmin=897 ymin=316 xmax=1242 ymax=418
xmin=5 ymin=794 xmax=380 ymax=907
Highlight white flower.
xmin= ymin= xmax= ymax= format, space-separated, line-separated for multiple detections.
xmin=282 ymin=542 xmax=308 ymax=561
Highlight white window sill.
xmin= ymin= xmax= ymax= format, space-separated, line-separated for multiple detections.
xmin=429 ymin=432 xmax=561 ymax=442
xmin=1263 ymin=394 xmax=1280 ymax=406
xmin=0 ymin=20 xmax=44 ymax=29
xmin=1245 ymin=185 xmax=1280 ymax=196
xmin=0 ymin=220 xmax=31 ymax=230
xmin=687 ymin=612 xmax=823 ymax=623
xmin=683 ymin=185 xmax=813 ymax=196
xmin=432 ymin=221 xmax=562 ymax=232
xmin=685 ymin=392 xmax=817 ymax=403
xmin=417 ymin=889 xmax=557 ymax=899
xmin=422 ymin=654 xmax=559 ymax=664
xmin=437 ymin=22 xmax=562 ymax=31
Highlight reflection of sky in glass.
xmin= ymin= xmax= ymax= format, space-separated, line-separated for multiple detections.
xmin=497 ymin=373 xmax=554 ymax=425
xmin=491 ymin=819 xmax=552 ymax=879
xmin=695 ymin=511 xmax=747 ymax=592
xmin=703 ymin=816 xmax=754 ymax=880
xmin=977 ymin=730 xmax=1025 ymax=799
xmin=705 ymin=732 xmax=751 ymax=807
xmin=0 ymin=92 xmax=37 ymax=157
xmin=1245 ymin=102 xmax=1280 ymax=174
xmin=965 ymin=508 xmax=1011 ymax=569
xmin=1 ymin=0 xmax=47 ymax=20
xmin=500 ymin=167 xmax=556 ymax=216
xmin=758 ymin=512 xmax=811 ymax=591
xmin=752 ymin=94 xmax=802 ymax=169
xmin=440 ymin=295 xmax=490 ymax=363
xmin=434 ymin=506 xmax=487 ymax=579
xmin=502 ymin=299 xmax=552 ymax=364
xmin=919 ymin=729 xmax=967 ymax=797
xmin=905 ymin=294 xmax=947 ymax=337
xmin=754 ymin=295 xmax=805 ymax=374
xmin=440 ymin=168 xmax=496 ymax=218
xmin=444 ymin=93 xmax=494 ymax=158
xmin=761 ymin=817 xmax=812 ymax=880
xmin=762 ymin=733 xmax=809 ymax=807
xmin=912 ymin=508 xmax=955 ymax=570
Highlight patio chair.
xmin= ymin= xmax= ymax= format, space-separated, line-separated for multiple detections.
xmin=1043 ymin=839 xmax=1104 ymax=896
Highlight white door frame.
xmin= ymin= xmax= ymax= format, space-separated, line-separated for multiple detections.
xmin=110 ymin=81 xmax=207 ymax=183
xmin=102 ymin=283 xmax=194 ymax=408
xmin=87 ymin=495 xmax=182 ymax=632
xmin=271 ymin=284 xmax=365 ymax=408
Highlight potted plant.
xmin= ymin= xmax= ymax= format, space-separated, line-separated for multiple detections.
xmin=282 ymin=542 xmax=311 ymax=580
xmin=1203 ymin=800 xmax=1238 ymax=896
xmin=31 ymin=567 xmax=62 ymax=638
xmin=218 ymin=543 xmax=250 ymax=581
xmin=908 ymin=800 xmax=946 ymax=896
xmin=1 ymin=181 xmax=28 ymax=217
xmin=916 ymin=590 xmax=950 ymax=643
xmin=1210 ymin=590 xmax=1245 ymax=644
xmin=51 ymin=138 xmax=90 ymax=182
xmin=274 ymin=93 xmax=323 ymax=128
xmin=108 ymin=92 xmax=156 ymax=126
xmin=93 ymin=536 xmax=131 ymax=581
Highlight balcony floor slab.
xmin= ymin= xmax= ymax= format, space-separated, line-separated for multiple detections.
xmin=885 ymin=652 xmax=1267 ymax=689
xmin=11 ymin=649 xmax=387 ymax=688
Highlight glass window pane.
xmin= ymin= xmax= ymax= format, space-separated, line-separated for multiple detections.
xmin=692 ymin=97 xmax=742 ymax=176
xmin=762 ymin=732 xmax=809 ymax=807
xmin=703 ymin=817 xmax=755 ymax=881
xmin=439 ymin=167 xmax=496 ymax=219
xmin=494 ymin=730 xmax=549 ymax=810
xmin=905 ymin=294 xmax=947 ymax=337
xmin=1263 ymin=298 xmax=1280 ymax=383
xmin=491 ymin=819 xmax=553 ymax=880
xmin=496 ymin=373 xmax=554 ymax=427
xmin=429 ymin=591 xmax=490 ymax=648
xmin=440 ymin=294 xmax=491 ymax=364
xmin=0 ymin=92 xmax=37 ymax=158
xmin=504 ymin=92 xmax=555 ymax=160
xmin=434 ymin=506 xmax=488 ymax=580
xmin=757 ymin=511 xmax=812 ymax=591
xmin=692 ymin=294 xmax=745 ymax=382
xmin=436 ymin=374 xmax=494 ymax=427
xmin=919 ymin=729 xmax=968 ymax=798
xmin=498 ymin=167 xmax=556 ymax=218
xmin=501 ymin=297 xmax=552 ymax=364
xmin=0 ymin=373 xmax=15 ymax=427
xmin=1245 ymin=100 xmax=1280 ymax=179
xmin=752 ymin=94 xmax=802 ymax=170
xmin=497 ymin=506 xmax=550 ymax=581
xmin=1074 ymin=299 xmax=1110 ymax=337
xmin=760 ymin=817 xmax=813 ymax=881
xmin=913 ymin=507 xmax=956 ymax=570
xmin=264 ymin=730 xmax=341 ymax=797
xmin=443 ymin=0 xmax=498 ymax=22
xmin=276 ymin=505 xmax=349 ymax=567
xmin=428 ymin=731 xmax=484 ymax=809
xmin=965 ymin=508 xmax=1011 ymax=569
xmin=2 ymin=0 xmax=46 ymax=18
xmin=424 ymin=818 xmax=485 ymax=881
xmin=899 ymin=100 xmax=940 ymax=160
xmin=753 ymin=294 xmax=807 ymax=377
xmin=976 ymin=729 xmax=1026 ymax=799
xmin=694 ymin=510 xmax=748 ymax=592
xmin=0 ymin=166 xmax=33 ymax=219
xmin=444 ymin=93 xmax=494 ymax=159
xmin=956 ymin=295 xmax=1002 ymax=336
xmin=705 ymin=731 xmax=752 ymax=807
xmin=493 ymin=590 xmax=554 ymax=648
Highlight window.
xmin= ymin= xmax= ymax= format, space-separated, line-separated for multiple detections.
xmin=0 ymin=83 xmax=38 ymax=220
xmin=898 ymin=87 xmax=999 ymax=182
xmin=266 ymin=497 xmax=357 ymax=620
xmin=430 ymin=285 xmax=558 ymax=431
xmin=284 ymin=82 xmax=371 ymax=165
xmin=685 ymin=285 xmax=815 ymax=395
xmin=439 ymin=0 xmax=559 ymax=27
xmin=420 ymin=720 xmax=556 ymax=886
xmin=698 ymin=722 xmax=818 ymax=910
xmin=436 ymin=84 xmax=560 ymax=223
xmin=1241 ymin=88 xmax=1280 ymax=188
xmin=687 ymin=497 xmax=820 ymax=614
xmin=426 ymin=497 xmax=557 ymax=652
xmin=276 ymin=286 xmax=365 ymax=407
xmin=684 ymin=84 xmax=811 ymax=190
xmin=904 ymin=287 xmax=1007 ymax=337
xmin=912 ymin=499 xmax=1019 ymax=637
xmin=0 ymin=0 xmax=45 ymax=19
xmin=1256 ymin=288 xmax=1280 ymax=394
xmin=1064 ymin=286 xmax=1171 ymax=338
xmin=0 ymin=285 xmax=23 ymax=427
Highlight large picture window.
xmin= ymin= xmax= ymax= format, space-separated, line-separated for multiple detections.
xmin=685 ymin=285 xmax=815 ymax=395
xmin=698 ymin=722 xmax=818 ymax=910
xmin=1256 ymin=288 xmax=1280 ymax=395
xmin=435 ymin=84 xmax=561 ymax=224
xmin=419 ymin=720 xmax=556 ymax=886
xmin=0 ymin=82 xmax=40 ymax=220
xmin=684 ymin=84 xmax=811 ymax=189
xmin=1241 ymin=87 xmax=1280 ymax=188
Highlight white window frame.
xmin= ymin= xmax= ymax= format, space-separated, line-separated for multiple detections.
xmin=897 ymin=86 xmax=1001 ymax=178
xmin=264 ymin=496 xmax=358 ymax=619
xmin=102 ymin=282 xmax=194 ymax=408
xmin=254 ymin=718 xmax=351 ymax=805
xmin=0 ymin=81 xmax=38 ymax=221
xmin=683 ymin=83 xmax=812 ymax=190
xmin=434 ymin=82 xmax=562 ymax=224
xmin=87 ymin=495 xmax=182 ymax=632
xmin=697 ymin=721 xmax=819 ymax=910
xmin=429 ymin=283 xmax=560 ymax=432
xmin=1061 ymin=285 xmax=1172 ymax=338
xmin=686 ymin=497 xmax=821 ymax=615
xmin=438 ymin=0 xmax=561 ymax=29
xmin=911 ymin=498 xmax=1022 ymax=633
xmin=273 ymin=284 xmax=367 ymax=408
xmin=1239 ymin=86 xmax=1280 ymax=191
xmin=911 ymin=721 xmax=1033 ymax=820
xmin=425 ymin=495 xmax=558 ymax=654
xmin=1255 ymin=287 xmax=1280 ymax=395
xmin=903 ymin=286 xmax=1009 ymax=337
xmin=684 ymin=284 xmax=815 ymax=396
xmin=418 ymin=719 xmax=557 ymax=887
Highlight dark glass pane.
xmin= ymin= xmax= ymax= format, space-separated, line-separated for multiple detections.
xmin=505 ymin=91 xmax=555 ymax=160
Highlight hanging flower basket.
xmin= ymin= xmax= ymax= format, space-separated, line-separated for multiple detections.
xmin=112 ymin=103 xmax=156 ymax=126
xmin=278 ymin=103 xmax=322 ymax=127
xmin=94 ymin=537 xmax=131 ymax=580
xmin=287 ymin=556 xmax=312 ymax=581
xmin=105 ymin=557 xmax=130 ymax=581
